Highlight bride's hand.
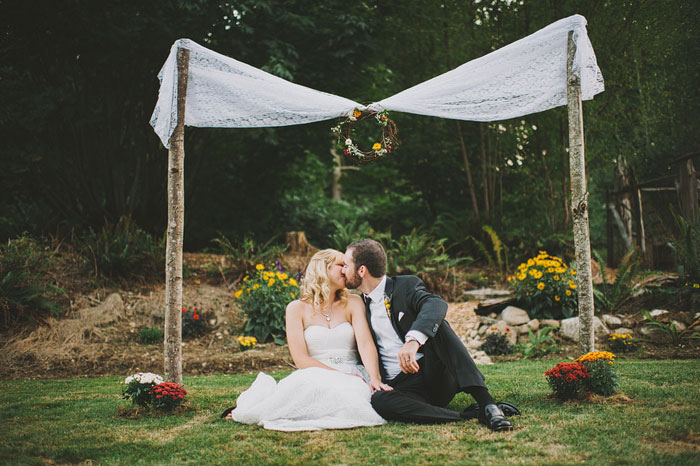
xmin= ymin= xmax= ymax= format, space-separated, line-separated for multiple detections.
xmin=369 ymin=378 xmax=393 ymax=393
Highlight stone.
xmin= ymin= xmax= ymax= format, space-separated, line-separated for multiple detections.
xmin=474 ymin=354 xmax=493 ymax=365
xmin=559 ymin=316 xmax=610 ymax=342
xmin=516 ymin=324 xmax=530 ymax=335
xmin=467 ymin=339 xmax=482 ymax=349
xmin=671 ymin=320 xmax=687 ymax=332
xmin=479 ymin=316 xmax=497 ymax=325
xmin=527 ymin=319 xmax=540 ymax=332
xmin=649 ymin=309 xmax=669 ymax=318
xmin=639 ymin=325 xmax=661 ymax=337
xmin=499 ymin=306 xmax=530 ymax=326
xmin=541 ymin=319 xmax=561 ymax=328
xmin=614 ymin=327 xmax=634 ymax=335
xmin=463 ymin=288 xmax=513 ymax=299
xmin=518 ymin=333 xmax=531 ymax=343
xmin=601 ymin=314 xmax=622 ymax=329
xmin=469 ymin=329 xmax=478 ymax=338
xmin=488 ymin=313 xmax=497 ymax=319
xmin=478 ymin=325 xmax=487 ymax=335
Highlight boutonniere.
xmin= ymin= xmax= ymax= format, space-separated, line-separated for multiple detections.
xmin=383 ymin=292 xmax=392 ymax=319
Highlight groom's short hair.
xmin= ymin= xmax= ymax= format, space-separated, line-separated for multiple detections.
xmin=348 ymin=239 xmax=386 ymax=278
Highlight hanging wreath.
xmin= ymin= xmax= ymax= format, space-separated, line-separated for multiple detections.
xmin=331 ymin=109 xmax=399 ymax=164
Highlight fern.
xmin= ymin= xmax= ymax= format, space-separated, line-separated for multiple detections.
xmin=592 ymin=249 xmax=640 ymax=313
xmin=468 ymin=225 xmax=508 ymax=279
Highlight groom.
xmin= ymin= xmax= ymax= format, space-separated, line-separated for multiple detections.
xmin=342 ymin=239 xmax=513 ymax=431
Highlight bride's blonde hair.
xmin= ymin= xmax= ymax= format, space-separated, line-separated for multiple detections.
xmin=300 ymin=249 xmax=348 ymax=311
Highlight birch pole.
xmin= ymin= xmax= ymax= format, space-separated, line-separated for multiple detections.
xmin=164 ymin=47 xmax=190 ymax=384
xmin=566 ymin=31 xmax=595 ymax=354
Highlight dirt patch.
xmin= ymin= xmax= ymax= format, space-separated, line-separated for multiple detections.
xmin=2 ymin=252 xmax=698 ymax=380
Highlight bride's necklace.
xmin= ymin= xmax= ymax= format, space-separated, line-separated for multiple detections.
xmin=320 ymin=303 xmax=333 ymax=322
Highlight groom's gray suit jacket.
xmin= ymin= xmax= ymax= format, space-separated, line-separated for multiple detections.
xmin=366 ymin=275 xmax=486 ymax=406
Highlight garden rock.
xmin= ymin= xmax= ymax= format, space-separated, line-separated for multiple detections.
xmin=479 ymin=316 xmax=497 ymax=325
xmin=471 ymin=350 xmax=493 ymax=365
xmin=615 ymin=327 xmax=634 ymax=335
xmin=499 ymin=306 xmax=530 ymax=326
xmin=601 ymin=314 xmax=622 ymax=329
xmin=559 ymin=316 xmax=610 ymax=342
xmin=639 ymin=325 xmax=663 ymax=338
xmin=467 ymin=338 xmax=482 ymax=349
xmin=516 ymin=324 xmax=530 ymax=335
xmin=671 ymin=321 xmax=687 ymax=332
xmin=463 ymin=288 xmax=512 ymax=300
xmin=649 ymin=309 xmax=669 ymax=318
xmin=541 ymin=319 xmax=560 ymax=328
xmin=527 ymin=319 xmax=540 ymax=332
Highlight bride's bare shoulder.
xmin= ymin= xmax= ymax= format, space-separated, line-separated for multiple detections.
xmin=286 ymin=299 xmax=310 ymax=316
xmin=346 ymin=293 xmax=364 ymax=309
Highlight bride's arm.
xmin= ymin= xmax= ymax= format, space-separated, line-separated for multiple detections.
xmin=348 ymin=296 xmax=393 ymax=392
xmin=286 ymin=300 xmax=335 ymax=371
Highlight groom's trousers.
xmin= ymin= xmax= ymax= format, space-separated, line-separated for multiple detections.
xmin=371 ymin=358 xmax=463 ymax=423
xmin=370 ymin=323 xmax=487 ymax=424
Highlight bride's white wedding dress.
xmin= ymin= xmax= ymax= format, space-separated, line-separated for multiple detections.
xmin=230 ymin=322 xmax=386 ymax=431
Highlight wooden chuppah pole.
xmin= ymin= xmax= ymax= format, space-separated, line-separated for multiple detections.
xmin=164 ymin=47 xmax=190 ymax=384
xmin=566 ymin=31 xmax=595 ymax=353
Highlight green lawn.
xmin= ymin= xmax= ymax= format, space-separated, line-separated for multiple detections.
xmin=2 ymin=360 xmax=699 ymax=465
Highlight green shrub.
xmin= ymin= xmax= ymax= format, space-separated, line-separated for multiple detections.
xmin=480 ymin=333 xmax=513 ymax=355
xmin=181 ymin=307 xmax=211 ymax=339
xmin=80 ymin=216 xmax=164 ymax=281
xmin=508 ymin=251 xmax=578 ymax=320
xmin=329 ymin=218 xmax=372 ymax=251
xmin=469 ymin=225 xmax=509 ymax=280
xmin=592 ymin=249 xmax=640 ymax=313
xmin=234 ymin=263 xmax=299 ymax=344
xmin=0 ymin=235 xmax=65 ymax=329
xmin=212 ymin=233 xmax=286 ymax=283
xmin=377 ymin=229 xmax=470 ymax=300
xmin=138 ymin=326 xmax=163 ymax=345
xmin=670 ymin=215 xmax=700 ymax=283
xmin=516 ymin=326 xmax=559 ymax=359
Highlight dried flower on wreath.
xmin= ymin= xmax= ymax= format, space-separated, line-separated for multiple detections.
xmin=331 ymin=109 xmax=399 ymax=164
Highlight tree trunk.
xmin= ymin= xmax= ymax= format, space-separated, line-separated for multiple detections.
xmin=679 ymin=159 xmax=698 ymax=225
xmin=456 ymin=121 xmax=480 ymax=218
xmin=164 ymin=47 xmax=189 ymax=385
xmin=479 ymin=123 xmax=490 ymax=217
xmin=567 ymin=32 xmax=595 ymax=354
xmin=331 ymin=146 xmax=342 ymax=201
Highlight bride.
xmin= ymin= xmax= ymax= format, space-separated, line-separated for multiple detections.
xmin=223 ymin=249 xmax=392 ymax=431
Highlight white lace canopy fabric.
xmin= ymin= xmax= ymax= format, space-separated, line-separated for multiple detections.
xmin=150 ymin=14 xmax=603 ymax=148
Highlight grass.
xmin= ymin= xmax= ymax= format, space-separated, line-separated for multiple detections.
xmin=1 ymin=360 xmax=699 ymax=465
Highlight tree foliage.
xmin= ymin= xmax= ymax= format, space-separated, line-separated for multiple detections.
xmin=2 ymin=0 xmax=698 ymax=260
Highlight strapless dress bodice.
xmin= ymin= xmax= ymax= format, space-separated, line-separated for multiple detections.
xmin=303 ymin=322 xmax=359 ymax=367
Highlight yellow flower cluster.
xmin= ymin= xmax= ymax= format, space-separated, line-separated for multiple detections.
xmin=684 ymin=282 xmax=700 ymax=289
xmin=237 ymin=335 xmax=257 ymax=347
xmin=509 ymin=251 xmax=572 ymax=284
xmin=235 ymin=264 xmax=299 ymax=300
xmin=575 ymin=351 xmax=616 ymax=363
xmin=609 ymin=333 xmax=632 ymax=341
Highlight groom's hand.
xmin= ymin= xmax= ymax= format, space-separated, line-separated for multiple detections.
xmin=398 ymin=340 xmax=421 ymax=374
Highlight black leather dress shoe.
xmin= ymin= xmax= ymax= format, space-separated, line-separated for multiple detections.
xmin=479 ymin=404 xmax=513 ymax=431
xmin=220 ymin=406 xmax=235 ymax=418
xmin=462 ymin=401 xmax=521 ymax=420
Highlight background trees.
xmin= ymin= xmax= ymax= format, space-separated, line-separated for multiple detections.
xmin=2 ymin=0 xmax=698 ymax=263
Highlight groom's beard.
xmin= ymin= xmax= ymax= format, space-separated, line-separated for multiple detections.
xmin=344 ymin=273 xmax=361 ymax=290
